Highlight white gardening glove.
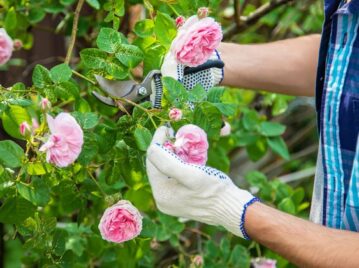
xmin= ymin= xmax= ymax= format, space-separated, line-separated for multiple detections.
xmin=146 ymin=126 xmax=260 ymax=239
xmin=161 ymin=50 xmax=224 ymax=92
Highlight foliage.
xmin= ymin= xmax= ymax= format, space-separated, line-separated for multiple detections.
xmin=0 ymin=0 xmax=322 ymax=267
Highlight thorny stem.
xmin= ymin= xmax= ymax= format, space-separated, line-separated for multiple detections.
xmin=15 ymin=141 xmax=31 ymax=182
xmin=72 ymin=70 xmax=96 ymax=85
xmin=117 ymin=97 xmax=159 ymax=128
xmin=65 ymin=0 xmax=85 ymax=64
xmin=167 ymin=4 xmax=180 ymax=17
xmin=87 ymin=170 xmax=107 ymax=197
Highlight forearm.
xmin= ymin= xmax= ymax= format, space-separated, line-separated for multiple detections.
xmin=245 ymin=202 xmax=359 ymax=267
xmin=219 ymin=35 xmax=321 ymax=96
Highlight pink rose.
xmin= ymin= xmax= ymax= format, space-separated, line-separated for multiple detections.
xmin=170 ymin=15 xmax=222 ymax=67
xmin=19 ymin=121 xmax=31 ymax=136
xmin=251 ymin=258 xmax=277 ymax=268
xmin=163 ymin=140 xmax=175 ymax=151
xmin=40 ymin=98 xmax=51 ymax=111
xmin=176 ymin=16 xmax=185 ymax=28
xmin=169 ymin=108 xmax=183 ymax=121
xmin=173 ymin=124 xmax=209 ymax=165
xmin=197 ymin=7 xmax=209 ymax=18
xmin=0 ymin=28 xmax=13 ymax=65
xmin=98 ymin=200 xmax=143 ymax=243
xmin=192 ymin=255 xmax=204 ymax=266
xmin=40 ymin=113 xmax=83 ymax=167
xmin=220 ymin=121 xmax=231 ymax=136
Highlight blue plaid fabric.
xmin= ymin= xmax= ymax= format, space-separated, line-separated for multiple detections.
xmin=315 ymin=0 xmax=359 ymax=231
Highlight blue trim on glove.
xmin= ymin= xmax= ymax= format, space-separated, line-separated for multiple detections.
xmin=215 ymin=49 xmax=224 ymax=84
xmin=240 ymin=197 xmax=261 ymax=240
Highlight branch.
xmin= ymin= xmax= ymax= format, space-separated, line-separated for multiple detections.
xmin=224 ymin=0 xmax=293 ymax=39
xmin=234 ymin=0 xmax=250 ymax=27
xmin=65 ymin=0 xmax=85 ymax=64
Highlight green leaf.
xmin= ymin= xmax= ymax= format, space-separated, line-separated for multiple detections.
xmin=86 ymin=0 xmax=100 ymax=9
xmin=50 ymin=63 xmax=72 ymax=83
xmin=2 ymin=105 xmax=31 ymax=140
xmin=188 ymin=84 xmax=207 ymax=102
xmin=56 ymin=81 xmax=79 ymax=99
xmin=245 ymin=171 xmax=267 ymax=187
xmin=66 ymin=236 xmax=86 ymax=257
xmin=77 ymin=132 xmax=99 ymax=165
xmin=220 ymin=238 xmax=230 ymax=260
xmin=134 ymin=19 xmax=154 ymax=38
xmin=212 ymin=103 xmax=237 ymax=116
xmin=0 ymin=140 xmax=24 ymax=168
xmin=278 ymin=197 xmax=296 ymax=214
xmin=207 ymin=145 xmax=230 ymax=172
xmin=154 ymin=12 xmax=176 ymax=48
xmin=259 ymin=121 xmax=286 ymax=137
xmin=57 ymin=181 xmax=83 ymax=214
xmin=156 ymin=213 xmax=185 ymax=241
xmin=5 ymin=7 xmax=17 ymax=30
xmin=113 ymin=0 xmax=125 ymax=16
xmin=32 ymin=65 xmax=52 ymax=88
xmin=143 ymin=44 xmax=166 ymax=75
xmin=27 ymin=162 xmax=47 ymax=175
xmin=96 ymin=27 xmax=122 ymax=53
xmin=7 ymin=99 xmax=32 ymax=107
xmin=28 ymin=8 xmax=46 ymax=24
xmin=193 ymin=102 xmax=222 ymax=139
xmin=229 ymin=245 xmax=250 ymax=268
xmin=124 ymin=187 xmax=154 ymax=212
xmin=267 ymin=136 xmax=290 ymax=160
xmin=162 ymin=77 xmax=188 ymax=105
xmin=291 ymin=188 xmax=305 ymax=206
xmin=52 ymin=229 xmax=69 ymax=256
xmin=134 ymin=127 xmax=152 ymax=151
xmin=16 ymin=178 xmax=50 ymax=206
xmin=0 ymin=197 xmax=36 ymax=224
xmin=242 ymin=110 xmax=260 ymax=131
xmin=207 ymin=87 xmax=225 ymax=103
xmin=105 ymin=58 xmax=128 ymax=79
xmin=246 ymin=137 xmax=267 ymax=161
xmin=80 ymin=48 xmax=108 ymax=69
xmin=72 ymin=112 xmax=99 ymax=129
xmin=115 ymin=44 xmax=144 ymax=68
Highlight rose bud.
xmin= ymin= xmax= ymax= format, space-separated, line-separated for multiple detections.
xmin=169 ymin=108 xmax=183 ymax=121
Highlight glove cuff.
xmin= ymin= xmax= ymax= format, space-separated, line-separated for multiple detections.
xmin=211 ymin=50 xmax=224 ymax=85
xmin=212 ymin=185 xmax=259 ymax=239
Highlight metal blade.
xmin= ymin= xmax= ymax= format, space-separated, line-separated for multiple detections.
xmin=95 ymin=75 xmax=137 ymax=98
xmin=92 ymin=91 xmax=116 ymax=106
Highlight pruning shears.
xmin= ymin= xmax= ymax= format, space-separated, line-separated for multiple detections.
xmin=92 ymin=59 xmax=224 ymax=109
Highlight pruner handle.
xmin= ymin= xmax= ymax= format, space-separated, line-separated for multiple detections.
xmin=184 ymin=60 xmax=224 ymax=75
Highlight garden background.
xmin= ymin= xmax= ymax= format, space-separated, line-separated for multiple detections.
xmin=0 ymin=0 xmax=323 ymax=267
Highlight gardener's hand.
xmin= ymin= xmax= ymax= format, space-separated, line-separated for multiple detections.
xmin=146 ymin=126 xmax=259 ymax=239
xmin=161 ymin=51 xmax=224 ymax=92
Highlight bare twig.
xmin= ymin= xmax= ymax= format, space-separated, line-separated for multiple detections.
xmin=277 ymin=166 xmax=316 ymax=183
xmin=234 ymin=0 xmax=250 ymax=27
xmin=65 ymin=0 xmax=85 ymax=64
xmin=224 ymin=0 xmax=293 ymax=39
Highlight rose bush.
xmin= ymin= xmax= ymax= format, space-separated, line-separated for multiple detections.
xmin=0 ymin=0 xmax=322 ymax=267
